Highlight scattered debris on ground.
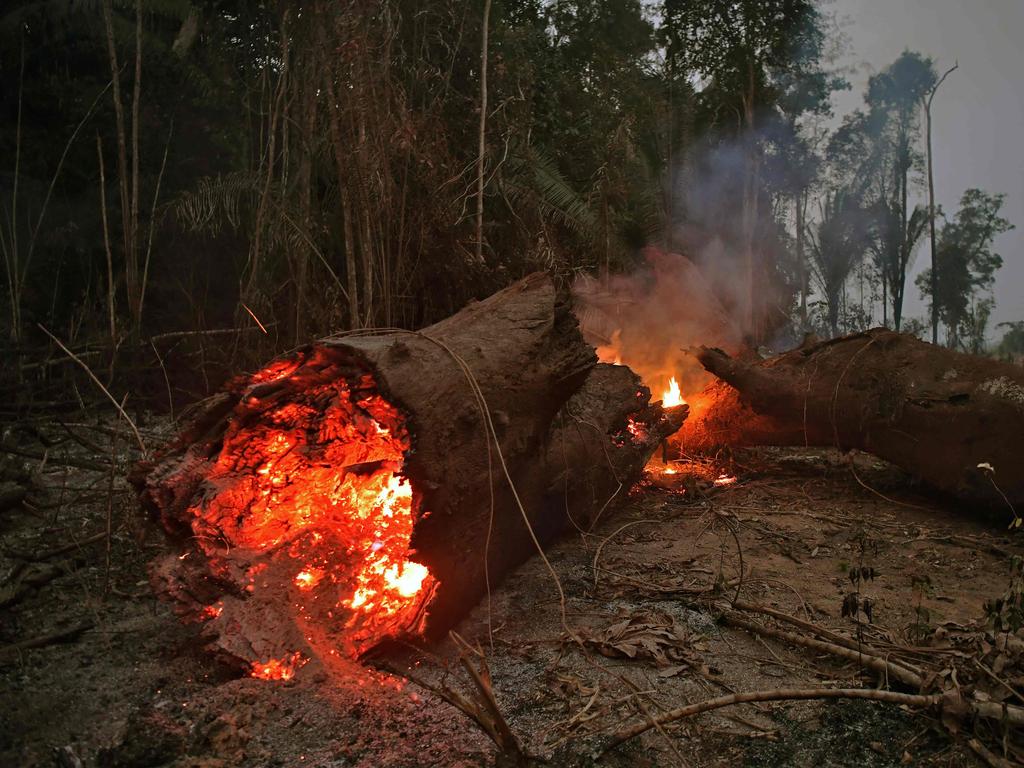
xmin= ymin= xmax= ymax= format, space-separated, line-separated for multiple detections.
xmin=2 ymin=419 xmax=1020 ymax=767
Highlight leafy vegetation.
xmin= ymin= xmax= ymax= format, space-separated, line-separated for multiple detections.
xmin=0 ymin=0 xmax=1017 ymax=400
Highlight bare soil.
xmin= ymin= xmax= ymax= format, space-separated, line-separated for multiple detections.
xmin=1 ymin=419 xmax=1017 ymax=767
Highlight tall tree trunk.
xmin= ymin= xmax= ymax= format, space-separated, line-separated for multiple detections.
xmin=796 ymin=190 xmax=807 ymax=324
xmin=97 ymin=135 xmax=117 ymax=344
xmin=474 ymin=0 xmax=491 ymax=265
xmin=741 ymin=60 xmax=760 ymax=343
xmin=322 ymin=65 xmax=360 ymax=328
xmin=100 ymin=0 xmax=130 ymax=342
xmin=881 ymin=272 xmax=888 ymax=327
xmin=127 ymin=0 xmax=142 ymax=335
xmin=895 ymin=151 xmax=909 ymax=332
xmin=294 ymin=61 xmax=317 ymax=344
xmin=925 ymin=63 xmax=958 ymax=345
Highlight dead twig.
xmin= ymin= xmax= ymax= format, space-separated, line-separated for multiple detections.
xmin=5 ymin=531 xmax=107 ymax=562
xmin=968 ymin=737 xmax=1016 ymax=768
xmin=36 ymin=324 xmax=147 ymax=456
xmin=603 ymin=687 xmax=941 ymax=754
xmin=0 ymin=442 xmax=111 ymax=473
xmin=0 ymin=620 xmax=94 ymax=663
xmin=386 ymin=633 xmax=531 ymax=766
xmin=720 ymin=612 xmax=923 ymax=689
xmin=592 ymin=519 xmax=660 ymax=590
xmin=729 ymin=599 xmax=923 ymax=677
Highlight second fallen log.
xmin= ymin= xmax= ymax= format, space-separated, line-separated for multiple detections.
xmin=678 ymin=328 xmax=1024 ymax=508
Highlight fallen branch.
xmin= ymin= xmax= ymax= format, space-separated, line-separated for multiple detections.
xmin=5 ymin=530 xmax=107 ymax=562
xmin=603 ymin=687 xmax=941 ymax=754
xmin=0 ymin=561 xmax=70 ymax=608
xmin=0 ymin=620 xmax=94 ymax=663
xmin=37 ymin=324 xmax=147 ymax=456
xmin=684 ymin=330 xmax=1024 ymax=507
xmin=721 ymin=611 xmax=923 ymax=689
xmin=729 ymin=599 xmax=923 ymax=677
xmin=0 ymin=442 xmax=112 ymax=473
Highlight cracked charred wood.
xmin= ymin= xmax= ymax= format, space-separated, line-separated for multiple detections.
xmin=136 ymin=273 xmax=683 ymax=668
xmin=539 ymin=363 xmax=687 ymax=533
xmin=678 ymin=328 xmax=1024 ymax=507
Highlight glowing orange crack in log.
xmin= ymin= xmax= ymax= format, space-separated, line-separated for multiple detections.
xmin=185 ymin=366 xmax=436 ymax=674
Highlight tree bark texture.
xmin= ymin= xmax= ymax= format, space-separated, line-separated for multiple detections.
xmin=677 ymin=329 xmax=1024 ymax=507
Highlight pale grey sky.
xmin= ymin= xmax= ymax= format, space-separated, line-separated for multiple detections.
xmin=832 ymin=0 xmax=1024 ymax=336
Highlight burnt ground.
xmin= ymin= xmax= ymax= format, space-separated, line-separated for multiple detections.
xmin=1 ymin=417 xmax=1021 ymax=767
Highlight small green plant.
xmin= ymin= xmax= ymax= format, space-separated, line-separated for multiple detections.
xmin=908 ymin=574 xmax=933 ymax=644
xmin=840 ymin=530 xmax=879 ymax=645
xmin=985 ymin=555 xmax=1024 ymax=633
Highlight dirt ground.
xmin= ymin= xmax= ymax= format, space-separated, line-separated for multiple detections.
xmin=1 ymin=417 xmax=1020 ymax=767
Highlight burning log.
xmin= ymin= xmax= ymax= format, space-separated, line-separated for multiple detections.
xmin=541 ymin=363 xmax=687 ymax=531
xmin=679 ymin=328 xmax=1024 ymax=507
xmin=137 ymin=274 xmax=683 ymax=673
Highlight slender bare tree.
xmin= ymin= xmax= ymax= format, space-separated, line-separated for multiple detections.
xmin=923 ymin=61 xmax=958 ymax=344
xmin=475 ymin=0 xmax=492 ymax=265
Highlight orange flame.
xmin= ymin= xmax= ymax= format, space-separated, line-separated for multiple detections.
xmin=662 ymin=376 xmax=685 ymax=408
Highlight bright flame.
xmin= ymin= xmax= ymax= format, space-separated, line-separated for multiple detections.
xmin=294 ymin=569 xmax=323 ymax=590
xmin=662 ymin=377 xmax=685 ymax=408
xmin=714 ymin=474 xmax=737 ymax=486
xmin=385 ymin=561 xmax=430 ymax=598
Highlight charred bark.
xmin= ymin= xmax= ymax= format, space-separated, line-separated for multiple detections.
xmin=137 ymin=274 xmax=683 ymax=670
xmin=679 ymin=328 xmax=1024 ymax=507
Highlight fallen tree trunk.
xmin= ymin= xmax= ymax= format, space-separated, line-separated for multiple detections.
xmin=137 ymin=274 xmax=683 ymax=673
xmin=540 ymin=363 xmax=687 ymax=533
xmin=677 ymin=328 xmax=1024 ymax=507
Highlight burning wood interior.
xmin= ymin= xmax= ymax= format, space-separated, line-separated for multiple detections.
xmin=138 ymin=274 xmax=685 ymax=673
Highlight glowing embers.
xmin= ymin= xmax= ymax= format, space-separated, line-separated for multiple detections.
xmin=251 ymin=651 xmax=306 ymax=681
xmin=186 ymin=359 xmax=436 ymax=669
xmin=625 ymin=416 xmax=649 ymax=444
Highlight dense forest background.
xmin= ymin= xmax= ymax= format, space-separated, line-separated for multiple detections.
xmin=1 ymin=0 xmax=1020 ymax=408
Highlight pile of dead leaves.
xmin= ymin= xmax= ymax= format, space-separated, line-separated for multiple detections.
xmin=575 ymin=612 xmax=708 ymax=677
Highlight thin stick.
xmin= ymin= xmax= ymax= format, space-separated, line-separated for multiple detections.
xmin=592 ymin=519 xmax=660 ymax=589
xmin=968 ymin=738 xmax=1015 ymax=768
xmin=37 ymin=325 xmax=147 ymax=456
xmin=722 ymin=611 xmax=923 ymax=689
xmin=150 ymin=340 xmax=175 ymax=421
xmin=730 ymin=599 xmax=922 ymax=675
xmin=604 ymin=687 xmax=941 ymax=753
xmin=97 ymin=133 xmax=117 ymax=343
xmin=474 ymin=0 xmax=492 ymax=264
xmin=241 ymin=302 xmax=269 ymax=334
xmin=138 ymin=119 xmax=172 ymax=326
xmin=103 ymin=412 xmax=118 ymax=596
xmin=0 ymin=620 xmax=94 ymax=662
